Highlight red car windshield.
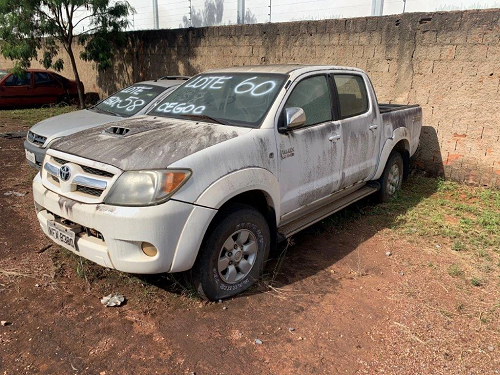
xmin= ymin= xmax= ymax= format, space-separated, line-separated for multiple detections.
xmin=0 ymin=70 xmax=8 ymax=80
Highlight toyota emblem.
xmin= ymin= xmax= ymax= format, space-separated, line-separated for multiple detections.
xmin=59 ymin=165 xmax=71 ymax=182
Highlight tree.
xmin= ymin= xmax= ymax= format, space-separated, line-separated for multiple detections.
xmin=0 ymin=0 xmax=134 ymax=108
xmin=182 ymin=0 xmax=224 ymax=27
xmin=244 ymin=8 xmax=257 ymax=24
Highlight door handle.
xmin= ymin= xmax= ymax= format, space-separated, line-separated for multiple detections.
xmin=329 ymin=134 xmax=341 ymax=142
xmin=369 ymin=124 xmax=378 ymax=130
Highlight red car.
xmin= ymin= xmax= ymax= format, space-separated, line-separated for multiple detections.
xmin=0 ymin=69 xmax=82 ymax=107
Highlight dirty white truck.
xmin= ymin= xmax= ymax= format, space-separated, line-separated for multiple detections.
xmin=33 ymin=65 xmax=422 ymax=300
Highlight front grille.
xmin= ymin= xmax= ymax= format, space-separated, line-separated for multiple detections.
xmin=81 ymin=165 xmax=114 ymax=178
xmin=76 ymin=185 xmax=103 ymax=197
xmin=44 ymin=153 xmax=120 ymax=203
xmin=53 ymin=157 xmax=68 ymax=165
xmin=27 ymin=131 xmax=47 ymax=147
xmin=53 ymin=157 xmax=114 ymax=178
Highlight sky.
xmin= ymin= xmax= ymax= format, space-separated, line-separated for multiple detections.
xmin=74 ymin=0 xmax=500 ymax=32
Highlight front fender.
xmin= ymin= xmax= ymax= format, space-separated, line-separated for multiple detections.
xmin=169 ymin=168 xmax=280 ymax=272
xmin=195 ymin=167 xmax=281 ymax=220
xmin=372 ymin=128 xmax=410 ymax=181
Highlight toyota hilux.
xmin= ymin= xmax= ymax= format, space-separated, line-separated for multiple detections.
xmin=32 ymin=65 xmax=422 ymax=300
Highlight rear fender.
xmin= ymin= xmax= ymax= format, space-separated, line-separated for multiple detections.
xmin=372 ymin=128 xmax=410 ymax=181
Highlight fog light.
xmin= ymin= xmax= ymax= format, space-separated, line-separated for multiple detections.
xmin=141 ymin=242 xmax=158 ymax=257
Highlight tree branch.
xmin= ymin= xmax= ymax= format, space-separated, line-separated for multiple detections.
xmin=73 ymin=12 xmax=109 ymax=29
xmin=45 ymin=3 xmax=67 ymax=41
xmin=65 ymin=1 xmax=74 ymax=45
xmin=75 ymin=26 xmax=101 ymax=36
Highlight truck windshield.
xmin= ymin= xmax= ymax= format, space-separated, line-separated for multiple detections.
xmin=94 ymin=84 xmax=167 ymax=117
xmin=149 ymin=73 xmax=288 ymax=127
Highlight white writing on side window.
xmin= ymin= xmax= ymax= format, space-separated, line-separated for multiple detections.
xmin=103 ymin=96 xmax=146 ymax=112
xmin=185 ymin=76 xmax=278 ymax=97
xmin=234 ymin=77 xmax=277 ymax=96
xmin=185 ymin=76 xmax=233 ymax=90
xmin=121 ymin=86 xmax=153 ymax=95
xmin=156 ymin=102 xmax=206 ymax=114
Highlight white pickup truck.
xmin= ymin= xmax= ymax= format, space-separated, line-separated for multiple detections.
xmin=32 ymin=65 xmax=422 ymax=300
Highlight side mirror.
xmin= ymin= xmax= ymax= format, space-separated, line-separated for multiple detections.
xmin=281 ymin=107 xmax=306 ymax=132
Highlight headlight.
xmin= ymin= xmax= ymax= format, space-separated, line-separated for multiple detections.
xmin=103 ymin=169 xmax=191 ymax=206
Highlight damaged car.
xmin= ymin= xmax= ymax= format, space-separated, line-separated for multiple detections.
xmin=32 ymin=65 xmax=422 ymax=300
xmin=24 ymin=76 xmax=189 ymax=169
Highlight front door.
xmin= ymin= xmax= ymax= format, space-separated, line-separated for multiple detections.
xmin=278 ymin=74 xmax=344 ymax=217
xmin=1 ymin=72 xmax=33 ymax=106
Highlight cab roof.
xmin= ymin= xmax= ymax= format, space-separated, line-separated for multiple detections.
xmin=140 ymin=76 xmax=191 ymax=88
xmin=205 ymin=64 xmax=365 ymax=76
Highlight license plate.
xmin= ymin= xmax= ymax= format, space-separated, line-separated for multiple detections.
xmin=25 ymin=149 xmax=36 ymax=164
xmin=47 ymin=221 xmax=77 ymax=251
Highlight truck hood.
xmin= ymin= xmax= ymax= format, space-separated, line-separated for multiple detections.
xmin=30 ymin=109 xmax=120 ymax=142
xmin=51 ymin=116 xmax=252 ymax=170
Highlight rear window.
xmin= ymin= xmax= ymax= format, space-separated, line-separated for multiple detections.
xmin=95 ymin=84 xmax=168 ymax=117
xmin=51 ymin=73 xmax=70 ymax=85
xmin=334 ymin=75 xmax=368 ymax=119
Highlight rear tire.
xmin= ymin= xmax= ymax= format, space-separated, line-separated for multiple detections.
xmin=378 ymin=151 xmax=404 ymax=203
xmin=57 ymin=94 xmax=70 ymax=105
xmin=191 ymin=204 xmax=270 ymax=301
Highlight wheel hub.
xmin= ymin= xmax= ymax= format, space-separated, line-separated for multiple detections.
xmin=387 ymin=164 xmax=401 ymax=196
xmin=233 ymin=250 xmax=243 ymax=262
xmin=217 ymin=229 xmax=258 ymax=284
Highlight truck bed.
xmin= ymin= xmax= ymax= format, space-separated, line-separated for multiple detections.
xmin=378 ymin=103 xmax=420 ymax=114
xmin=379 ymin=103 xmax=422 ymax=158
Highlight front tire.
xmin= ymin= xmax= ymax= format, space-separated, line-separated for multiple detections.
xmin=378 ymin=151 xmax=404 ymax=202
xmin=191 ymin=204 xmax=270 ymax=301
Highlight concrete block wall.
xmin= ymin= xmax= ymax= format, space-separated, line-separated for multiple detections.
xmin=1 ymin=9 xmax=499 ymax=186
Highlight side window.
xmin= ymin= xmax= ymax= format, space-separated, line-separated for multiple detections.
xmin=52 ymin=73 xmax=69 ymax=85
xmin=35 ymin=72 xmax=56 ymax=85
xmin=4 ymin=73 xmax=31 ymax=87
xmin=334 ymin=75 xmax=368 ymax=119
xmin=285 ymin=75 xmax=332 ymax=126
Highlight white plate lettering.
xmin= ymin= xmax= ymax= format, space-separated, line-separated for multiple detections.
xmin=25 ymin=149 xmax=36 ymax=164
xmin=47 ymin=221 xmax=77 ymax=251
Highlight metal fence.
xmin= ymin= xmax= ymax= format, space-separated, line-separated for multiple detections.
xmin=124 ymin=0 xmax=500 ymax=30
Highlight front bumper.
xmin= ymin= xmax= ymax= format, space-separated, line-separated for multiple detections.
xmin=33 ymin=173 xmax=213 ymax=274
xmin=24 ymin=140 xmax=45 ymax=170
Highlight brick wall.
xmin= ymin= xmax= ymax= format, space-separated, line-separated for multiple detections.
xmin=1 ymin=9 xmax=499 ymax=186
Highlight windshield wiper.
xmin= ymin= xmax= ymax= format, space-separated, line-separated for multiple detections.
xmin=91 ymin=107 xmax=120 ymax=117
xmin=179 ymin=114 xmax=231 ymax=125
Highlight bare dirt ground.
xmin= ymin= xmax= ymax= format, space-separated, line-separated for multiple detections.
xmin=1 ymin=109 xmax=499 ymax=374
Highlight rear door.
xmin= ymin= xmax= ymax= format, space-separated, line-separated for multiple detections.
xmin=0 ymin=72 xmax=33 ymax=106
xmin=332 ymin=73 xmax=380 ymax=188
xmin=32 ymin=72 xmax=64 ymax=105
xmin=277 ymin=73 xmax=344 ymax=217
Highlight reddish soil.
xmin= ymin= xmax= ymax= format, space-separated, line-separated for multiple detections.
xmin=1 ymin=118 xmax=499 ymax=374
